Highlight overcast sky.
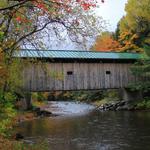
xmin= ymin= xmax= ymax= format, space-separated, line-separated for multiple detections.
xmin=95 ymin=0 xmax=128 ymax=31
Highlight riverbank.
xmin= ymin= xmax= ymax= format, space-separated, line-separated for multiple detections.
xmin=0 ymin=100 xmax=95 ymax=149
xmin=0 ymin=100 xmax=51 ymax=150
xmin=15 ymin=100 xmax=54 ymax=123
xmin=93 ymin=98 xmax=150 ymax=111
xmin=0 ymin=136 xmax=49 ymax=150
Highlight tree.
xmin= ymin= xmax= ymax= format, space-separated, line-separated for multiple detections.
xmin=91 ymin=31 xmax=121 ymax=51
xmin=130 ymin=45 xmax=150 ymax=91
xmin=116 ymin=0 xmax=150 ymax=52
xmin=0 ymin=0 xmax=104 ymax=56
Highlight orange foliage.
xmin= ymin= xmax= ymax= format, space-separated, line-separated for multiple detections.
xmin=92 ymin=33 xmax=121 ymax=51
xmin=118 ymin=31 xmax=141 ymax=52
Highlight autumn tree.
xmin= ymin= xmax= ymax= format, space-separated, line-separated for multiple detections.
xmin=0 ymin=0 xmax=104 ymax=56
xmin=115 ymin=0 xmax=150 ymax=52
xmin=125 ymin=0 xmax=150 ymax=39
xmin=91 ymin=31 xmax=121 ymax=51
xmin=116 ymin=18 xmax=141 ymax=52
xmin=115 ymin=0 xmax=150 ymax=92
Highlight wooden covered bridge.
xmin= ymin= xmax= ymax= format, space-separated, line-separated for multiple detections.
xmin=15 ymin=50 xmax=141 ymax=92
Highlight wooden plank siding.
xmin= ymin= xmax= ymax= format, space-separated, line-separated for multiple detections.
xmin=22 ymin=62 xmax=137 ymax=92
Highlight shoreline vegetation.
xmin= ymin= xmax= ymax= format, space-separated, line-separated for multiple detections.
xmin=0 ymin=99 xmax=49 ymax=150
xmin=0 ymin=136 xmax=49 ymax=150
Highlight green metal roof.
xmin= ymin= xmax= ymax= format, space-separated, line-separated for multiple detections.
xmin=14 ymin=49 xmax=141 ymax=60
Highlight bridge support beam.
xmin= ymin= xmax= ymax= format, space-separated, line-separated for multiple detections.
xmin=121 ymin=88 xmax=143 ymax=101
xmin=21 ymin=92 xmax=32 ymax=110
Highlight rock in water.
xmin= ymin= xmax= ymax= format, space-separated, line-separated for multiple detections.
xmin=15 ymin=133 xmax=24 ymax=140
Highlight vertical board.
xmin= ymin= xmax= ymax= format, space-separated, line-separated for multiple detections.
xmin=78 ymin=63 xmax=87 ymax=90
xmin=63 ymin=63 xmax=74 ymax=90
xmin=110 ymin=63 xmax=115 ymax=88
xmin=72 ymin=63 xmax=78 ymax=90
xmin=38 ymin=64 xmax=44 ymax=91
xmin=46 ymin=63 xmax=55 ymax=90
xmin=83 ymin=63 xmax=89 ymax=90
xmin=124 ymin=64 xmax=129 ymax=87
xmin=104 ymin=63 xmax=110 ymax=88
xmin=109 ymin=63 xmax=114 ymax=88
xmin=119 ymin=63 xmax=123 ymax=88
xmin=98 ymin=63 xmax=105 ymax=89
xmin=31 ymin=64 xmax=35 ymax=91
xmin=88 ymin=63 xmax=97 ymax=89
xmin=93 ymin=63 xmax=99 ymax=89
xmin=113 ymin=63 xmax=118 ymax=88
xmin=73 ymin=63 xmax=82 ymax=90
xmin=54 ymin=63 xmax=63 ymax=90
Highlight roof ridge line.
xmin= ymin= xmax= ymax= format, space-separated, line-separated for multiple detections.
xmin=20 ymin=49 xmax=140 ymax=54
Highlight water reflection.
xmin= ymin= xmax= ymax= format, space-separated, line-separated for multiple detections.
xmin=16 ymin=102 xmax=150 ymax=150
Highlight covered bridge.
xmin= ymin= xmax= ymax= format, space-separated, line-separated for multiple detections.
xmin=15 ymin=50 xmax=141 ymax=92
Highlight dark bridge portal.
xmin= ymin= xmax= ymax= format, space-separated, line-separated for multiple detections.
xmin=15 ymin=50 xmax=141 ymax=92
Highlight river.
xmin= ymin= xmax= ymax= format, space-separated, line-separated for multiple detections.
xmin=16 ymin=101 xmax=150 ymax=150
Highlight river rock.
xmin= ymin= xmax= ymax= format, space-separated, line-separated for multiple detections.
xmin=97 ymin=100 xmax=132 ymax=111
xmin=15 ymin=133 xmax=24 ymax=140
xmin=34 ymin=107 xmax=52 ymax=117
xmin=40 ymin=110 xmax=52 ymax=116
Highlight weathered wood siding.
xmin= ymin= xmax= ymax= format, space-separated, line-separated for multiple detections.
xmin=22 ymin=62 xmax=136 ymax=91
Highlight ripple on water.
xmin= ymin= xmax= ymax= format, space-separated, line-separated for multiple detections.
xmin=47 ymin=101 xmax=95 ymax=116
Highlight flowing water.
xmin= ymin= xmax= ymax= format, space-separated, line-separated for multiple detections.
xmin=16 ymin=101 xmax=150 ymax=150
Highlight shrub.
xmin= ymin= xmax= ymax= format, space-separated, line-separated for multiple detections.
xmin=135 ymin=98 xmax=150 ymax=109
xmin=32 ymin=92 xmax=49 ymax=101
xmin=0 ymin=91 xmax=17 ymax=137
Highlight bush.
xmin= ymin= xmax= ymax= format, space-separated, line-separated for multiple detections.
xmin=32 ymin=92 xmax=49 ymax=101
xmin=102 ymin=89 xmax=120 ymax=101
xmin=135 ymin=98 xmax=150 ymax=109
xmin=0 ymin=91 xmax=17 ymax=137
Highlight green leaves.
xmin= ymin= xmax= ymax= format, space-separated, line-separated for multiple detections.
xmin=0 ymin=0 xmax=8 ymax=9
xmin=0 ymin=31 xmax=4 ymax=41
xmin=144 ymin=45 xmax=150 ymax=57
xmin=130 ymin=46 xmax=150 ymax=91
xmin=115 ymin=0 xmax=150 ymax=51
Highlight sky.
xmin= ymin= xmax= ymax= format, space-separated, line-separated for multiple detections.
xmin=96 ymin=0 xmax=128 ymax=31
